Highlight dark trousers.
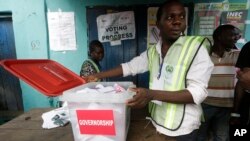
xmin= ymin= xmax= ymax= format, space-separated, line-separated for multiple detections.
xmin=176 ymin=129 xmax=198 ymax=141
xmin=239 ymin=92 xmax=250 ymax=125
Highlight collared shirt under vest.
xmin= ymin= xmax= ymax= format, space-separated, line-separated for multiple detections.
xmin=121 ymin=36 xmax=214 ymax=136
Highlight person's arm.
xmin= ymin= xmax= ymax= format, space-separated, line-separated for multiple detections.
xmin=237 ymin=68 xmax=250 ymax=90
xmin=232 ymin=81 xmax=245 ymax=114
xmin=83 ymin=51 xmax=149 ymax=82
xmin=230 ymin=42 xmax=250 ymax=124
xmin=127 ymin=46 xmax=214 ymax=108
xmin=229 ymin=74 xmax=246 ymax=125
xmin=82 ymin=65 xmax=123 ymax=82
xmin=231 ymin=68 xmax=250 ymax=113
xmin=94 ymin=65 xmax=123 ymax=79
xmin=231 ymin=68 xmax=250 ymax=112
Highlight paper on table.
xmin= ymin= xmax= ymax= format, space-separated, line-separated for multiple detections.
xmin=42 ymin=103 xmax=69 ymax=129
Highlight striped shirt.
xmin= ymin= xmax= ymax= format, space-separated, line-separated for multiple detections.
xmin=204 ymin=50 xmax=239 ymax=107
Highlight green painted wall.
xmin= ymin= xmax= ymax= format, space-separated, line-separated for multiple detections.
xmin=0 ymin=0 xmax=50 ymax=111
xmin=0 ymin=0 xmax=249 ymax=111
xmin=0 ymin=0 xmax=166 ymax=111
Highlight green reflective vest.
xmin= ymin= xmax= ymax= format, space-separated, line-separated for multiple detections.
xmin=148 ymin=36 xmax=210 ymax=130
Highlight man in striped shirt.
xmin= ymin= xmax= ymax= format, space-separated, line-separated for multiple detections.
xmin=197 ymin=24 xmax=241 ymax=141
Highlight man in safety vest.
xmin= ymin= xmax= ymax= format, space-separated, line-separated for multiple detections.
xmin=85 ymin=0 xmax=214 ymax=140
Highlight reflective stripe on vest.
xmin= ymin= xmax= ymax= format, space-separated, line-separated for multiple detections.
xmin=147 ymin=36 xmax=208 ymax=130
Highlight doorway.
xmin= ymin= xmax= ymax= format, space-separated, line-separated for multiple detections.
xmin=86 ymin=5 xmax=150 ymax=88
xmin=0 ymin=13 xmax=23 ymax=124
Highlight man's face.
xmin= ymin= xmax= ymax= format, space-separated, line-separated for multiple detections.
xmin=221 ymin=28 xmax=241 ymax=50
xmin=157 ymin=3 xmax=186 ymax=41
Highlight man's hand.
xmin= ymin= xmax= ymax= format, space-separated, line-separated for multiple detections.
xmin=237 ymin=68 xmax=250 ymax=90
xmin=126 ymin=88 xmax=153 ymax=109
xmin=81 ymin=75 xmax=99 ymax=83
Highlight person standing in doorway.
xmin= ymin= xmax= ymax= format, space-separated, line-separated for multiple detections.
xmin=80 ymin=40 xmax=104 ymax=77
xmin=85 ymin=0 xmax=213 ymax=140
xmin=197 ymin=24 xmax=241 ymax=141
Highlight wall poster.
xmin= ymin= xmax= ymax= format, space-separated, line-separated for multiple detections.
xmin=221 ymin=10 xmax=248 ymax=38
xmin=193 ymin=2 xmax=247 ymax=43
xmin=47 ymin=12 xmax=77 ymax=51
xmin=96 ymin=11 xmax=135 ymax=44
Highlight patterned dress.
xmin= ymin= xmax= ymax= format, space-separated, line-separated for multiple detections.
xmin=80 ymin=59 xmax=101 ymax=77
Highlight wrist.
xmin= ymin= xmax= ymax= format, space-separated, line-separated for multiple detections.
xmin=231 ymin=113 xmax=241 ymax=117
xmin=147 ymin=89 xmax=154 ymax=100
xmin=94 ymin=73 xmax=102 ymax=80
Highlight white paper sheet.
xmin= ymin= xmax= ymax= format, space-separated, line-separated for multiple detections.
xmin=47 ymin=12 xmax=77 ymax=51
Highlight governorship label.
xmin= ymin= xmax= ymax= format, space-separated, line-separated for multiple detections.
xmin=76 ymin=110 xmax=116 ymax=135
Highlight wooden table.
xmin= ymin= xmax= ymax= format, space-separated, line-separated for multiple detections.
xmin=0 ymin=108 xmax=175 ymax=141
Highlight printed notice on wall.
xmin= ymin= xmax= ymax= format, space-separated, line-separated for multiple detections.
xmin=221 ymin=10 xmax=248 ymax=38
xmin=47 ymin=12 xmax=77 ymax=51
xmin=193 ymin=3 xmax=247 ymax=39
xmin=97 ymin=11 xmax=135 ymax=43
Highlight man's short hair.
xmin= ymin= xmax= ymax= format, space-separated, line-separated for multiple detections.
xmin=156 ymin=0 xmax=183 ymax=22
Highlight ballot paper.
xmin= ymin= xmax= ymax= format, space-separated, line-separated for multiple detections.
xmin=76 ymin=83 xmax=126 ymax=94
xmin=42 ymin=103 xmax=69 ymax=129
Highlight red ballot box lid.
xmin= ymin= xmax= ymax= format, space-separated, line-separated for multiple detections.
xmin=0 ymin=59 xmax=86 ymax=96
